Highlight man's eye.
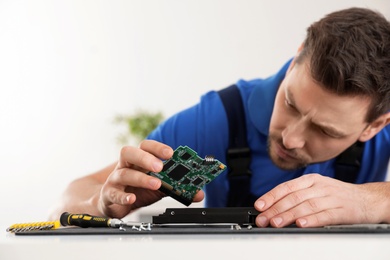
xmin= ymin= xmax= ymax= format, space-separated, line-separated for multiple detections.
xmin=319 ymin=128 xmax=339 ymax=138
xmin=320 ymin=129 xmax=333 ymax=137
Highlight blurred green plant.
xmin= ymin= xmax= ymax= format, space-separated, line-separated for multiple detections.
xmin=113 ymin=110 xmax=164 ymax=145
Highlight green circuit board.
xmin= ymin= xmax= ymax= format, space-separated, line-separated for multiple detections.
xmin=148 ymin=145 xmax=226 ymax=206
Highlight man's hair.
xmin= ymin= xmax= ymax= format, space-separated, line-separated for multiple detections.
xmin=296 ymin=7 xmax=390 ymax=122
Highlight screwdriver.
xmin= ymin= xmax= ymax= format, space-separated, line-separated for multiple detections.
xmin=59 ymin=212 xmax=123 ymax=228
xmin=7 ymin=212 xmax=127 ymax=233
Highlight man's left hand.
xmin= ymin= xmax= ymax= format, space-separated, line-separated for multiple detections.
xmin=254 ymin=173 xmax=390 ymax=228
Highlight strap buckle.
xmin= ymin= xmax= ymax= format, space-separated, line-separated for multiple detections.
xmin=226 ymin=147 xmax=252 ymax=178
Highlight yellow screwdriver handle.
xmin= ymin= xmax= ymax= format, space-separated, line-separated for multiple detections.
xmin=60 ymin=212 xmax=113 ymax=228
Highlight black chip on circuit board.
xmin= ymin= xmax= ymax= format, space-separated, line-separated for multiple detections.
xmin=167 ymin=164 xmax=191 ymax=181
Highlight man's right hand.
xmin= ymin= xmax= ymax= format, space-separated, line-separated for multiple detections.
xmin=97 ymin=140 xmax=205 ymax=218
xmin=49 ymin=140 xmax=204 ymax=221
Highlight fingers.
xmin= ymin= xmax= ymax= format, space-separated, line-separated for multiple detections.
xmin=98 ymin=141 xmax=172 ymax=216
xmin=139 ymin=140 xmax=174 ymax=160
xmin=257 ymin=196 xmax=341 ymax=228
xmin=256 ymin=188 xmax=324 ymax=227
xmin=117 ymin=140 xmax=174 ymax=172
xmin=103 ymin=166 xmax=162 ymax=205
xmin=109 ymin=167 xmax=162 ymax=191
xmin=99 ymin=166 xmax=165 ymax=217
xmin=255 ymin=174 xmax=318 ymax=212
xmin=100 ymin=141 xmax=205 ymax=217
xmin=193 ymin=190 xmax=205 ymax=202
xmin=254 ymin=174 xmax=345 ymax=228
xmin=296 ymin=209 xmax=340 ymax=228
xmin=101 ymin=185 xmax=137 ymax=206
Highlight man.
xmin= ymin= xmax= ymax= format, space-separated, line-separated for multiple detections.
xmin=50 ymin=7 xmax=390 ymax=228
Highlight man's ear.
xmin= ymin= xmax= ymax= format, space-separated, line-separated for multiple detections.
xmin=358 ymin=112 xmax=390 ymax=142
xmin=297 ymin=43 xmax=304 ymax=53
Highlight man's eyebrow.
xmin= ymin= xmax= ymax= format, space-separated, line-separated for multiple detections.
xmin=312 ymin=122 xmax=347 ymax=137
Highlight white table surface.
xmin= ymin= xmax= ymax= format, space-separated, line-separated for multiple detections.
xmin=1 ymin=224 xmax=390 ymax=260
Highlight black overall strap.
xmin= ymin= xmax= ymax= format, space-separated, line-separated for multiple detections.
xmin=218 ymin=85 xmax=256 ymax=207
xmin=334 ymin=141 xmax=364 ymax=183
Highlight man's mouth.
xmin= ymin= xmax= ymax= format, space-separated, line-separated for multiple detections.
xmin=274 ymin=143 xmax=299 ymax=161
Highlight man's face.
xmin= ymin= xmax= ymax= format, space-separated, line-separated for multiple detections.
xmin=268 ymin=60 xmax=370 ymax=170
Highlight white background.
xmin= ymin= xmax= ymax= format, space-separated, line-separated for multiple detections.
xmin=1 ymin=0 xmax=389 ymax=226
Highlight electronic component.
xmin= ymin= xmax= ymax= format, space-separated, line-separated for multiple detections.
xmin=148 ymin=145 xmax=226 ymax=206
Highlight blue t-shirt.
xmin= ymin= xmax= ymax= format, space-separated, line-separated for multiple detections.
xmin=147 ymin=59 xmax=390 ymax=207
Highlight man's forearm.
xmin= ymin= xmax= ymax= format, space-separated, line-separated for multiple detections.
xmin=48 ymin=177 xmax=104 ymax=220
xmin=48 ymin=163 xmax=116 ymax=221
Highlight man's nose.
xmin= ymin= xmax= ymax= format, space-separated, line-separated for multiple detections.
xmin=281 ymin=120 xmax=306 ymax=149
